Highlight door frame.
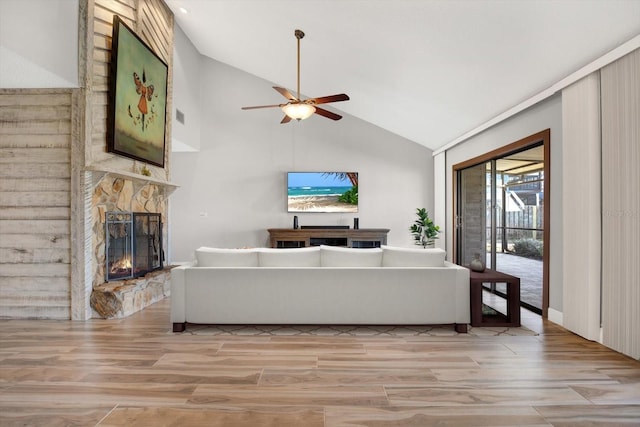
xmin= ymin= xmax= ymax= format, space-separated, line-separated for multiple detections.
xmin=452 ymin=129 xmax=550 ymax=318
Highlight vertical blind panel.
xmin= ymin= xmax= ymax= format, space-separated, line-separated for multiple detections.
xmin=601 ymin=48 xmax=640 ymax=360
xmin=561 ymin=73 xmax=602 ymax=341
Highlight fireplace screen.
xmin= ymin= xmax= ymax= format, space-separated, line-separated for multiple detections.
xmin=105 ymin=212 xmax=163 ymax=281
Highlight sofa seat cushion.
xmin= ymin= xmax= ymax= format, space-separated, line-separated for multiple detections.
xmin=258 ymin=247 xmax=321 ymax=267
xmin=320 ymin=245 xmax=383 ymax=267
xmin=381 ymin=245 xmax=446 ymax=267
xmin=195 ymin=247 xmax=258 ymax=267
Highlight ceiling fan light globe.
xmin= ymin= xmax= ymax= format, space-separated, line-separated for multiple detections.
xmin=282 ymin=103 xmax=316 ymax=120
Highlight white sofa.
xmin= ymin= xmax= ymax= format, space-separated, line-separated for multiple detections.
xmin=171 ymin=245 xmax=470 ymax=332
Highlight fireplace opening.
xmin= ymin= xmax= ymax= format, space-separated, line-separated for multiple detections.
xmin=105 ymin=211 xmax=163 ymax=281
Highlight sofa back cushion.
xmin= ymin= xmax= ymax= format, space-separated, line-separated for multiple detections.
xmin=258 ymin=247 xmax=321 ymax=267
xmin=320 ymin=245 xmax=383 ymax=267
xmin=195 ymin=247 xmax=258 ymax=267
xmin=381 ymin=245 xmax=446 ymax=267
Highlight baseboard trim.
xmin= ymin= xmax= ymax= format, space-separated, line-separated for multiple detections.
xmin=548 ymin=307 xmax=563 ymax=326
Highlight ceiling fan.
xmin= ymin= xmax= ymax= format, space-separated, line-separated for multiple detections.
xmin=241 ymin=29 xmax=350 ymax=123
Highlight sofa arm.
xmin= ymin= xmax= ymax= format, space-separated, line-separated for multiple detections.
xmin=445 ymin=261 xmax=470 ymax=324
xmin=170 ymin=263 xmax=193 ymax=331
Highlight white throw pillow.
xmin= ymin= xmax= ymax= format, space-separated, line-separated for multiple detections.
xmin=320 ymin=245 xmax=383 ymax=267
xmin=381 ymin=245 xmax=446 ymax=267
xmin=258 ymin=247 xmax=321 ymax=267
xmin=195 ymin=247 xmax=258 ymax=267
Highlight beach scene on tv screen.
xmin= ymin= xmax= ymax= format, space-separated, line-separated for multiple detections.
xmin=288 ymin=172 xmax=358 ymax=213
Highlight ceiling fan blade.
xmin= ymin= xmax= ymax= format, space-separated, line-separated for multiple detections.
xmin=310 ymin=94 xmax=350 ymax=105
xmin=314 ymin=107 xmax=342 ymax=121
xmin=280 ymin=115 xmax=292 ymax=124
xmin=273 ymin=87 xmax=298 ymax=101
xmin=241 ymin=104 xmax=282 ymax=110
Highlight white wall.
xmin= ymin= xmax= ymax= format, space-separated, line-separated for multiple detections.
xmin=0 ymin=0 xmax=78 ymax=88
xmin=171 ymin=24 xmax=202 ymax=152
xmin=442 ymin=95 xmax=563 ymax=312
xmin=170 ymin=55 xmax=433 ymax=262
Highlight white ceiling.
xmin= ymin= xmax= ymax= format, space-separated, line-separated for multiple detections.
xmin=165 ymin=0 xmax=640 ymax=151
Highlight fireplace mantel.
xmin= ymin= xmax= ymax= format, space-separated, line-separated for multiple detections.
xmin=86 ymin=165 xmax=179 ymax=196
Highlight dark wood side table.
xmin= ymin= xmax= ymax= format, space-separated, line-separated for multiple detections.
xmin=469 ymin=268 xmax=521 ymax=327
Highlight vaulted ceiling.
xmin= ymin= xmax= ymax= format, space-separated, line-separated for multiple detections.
xmin=165 ymin=0 xmax=640 ymax=151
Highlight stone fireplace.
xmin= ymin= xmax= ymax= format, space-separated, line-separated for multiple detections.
xmin=0 ymin=0 xmax=179 ymax=321
xmin=89 ymin=173 xmax=174 ymax=319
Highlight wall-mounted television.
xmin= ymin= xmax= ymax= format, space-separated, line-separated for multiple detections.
xmin=287 ymin=172 xmax=358 ymax=213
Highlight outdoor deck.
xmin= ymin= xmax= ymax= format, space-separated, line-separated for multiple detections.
xmin=488 ymin=252 xmax=543 ymax=311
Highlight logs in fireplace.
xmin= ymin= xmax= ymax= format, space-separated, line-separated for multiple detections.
xmin=105 ymin=211 xmax=163 ymax=281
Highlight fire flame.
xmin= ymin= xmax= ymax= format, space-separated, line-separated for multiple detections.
xmin=111 ymin=256 xmax=132 ymax=273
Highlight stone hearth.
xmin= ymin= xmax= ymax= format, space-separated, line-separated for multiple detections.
xmin=91 ymin=267 xmax=172 ymax=319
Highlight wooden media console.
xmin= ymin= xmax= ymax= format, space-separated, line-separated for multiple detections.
xmin=268 ymin=228 xmax=389 ymax=248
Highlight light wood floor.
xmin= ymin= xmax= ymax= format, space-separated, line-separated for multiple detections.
xmin=1 ymin=299 xmax=639 ymax=426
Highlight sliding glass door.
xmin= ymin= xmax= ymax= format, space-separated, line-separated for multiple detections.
xmin=456 ymin=143 xmax=546 ymax=315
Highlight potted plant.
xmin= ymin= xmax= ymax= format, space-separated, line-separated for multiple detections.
xmin=409 ymin=208 xmax=440 ymax=248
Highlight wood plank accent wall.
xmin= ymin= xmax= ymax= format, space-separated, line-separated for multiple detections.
xmin=601 ymin=48 xmax=640 ymax=360
xmin=88 ymin=0 xmax=173 ymax=177
xmin=0 ymin=89 xmax=74 ymax=319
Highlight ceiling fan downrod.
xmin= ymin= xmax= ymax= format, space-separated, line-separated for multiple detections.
xmin=294 ymin=29 xmax=304 ymax=101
